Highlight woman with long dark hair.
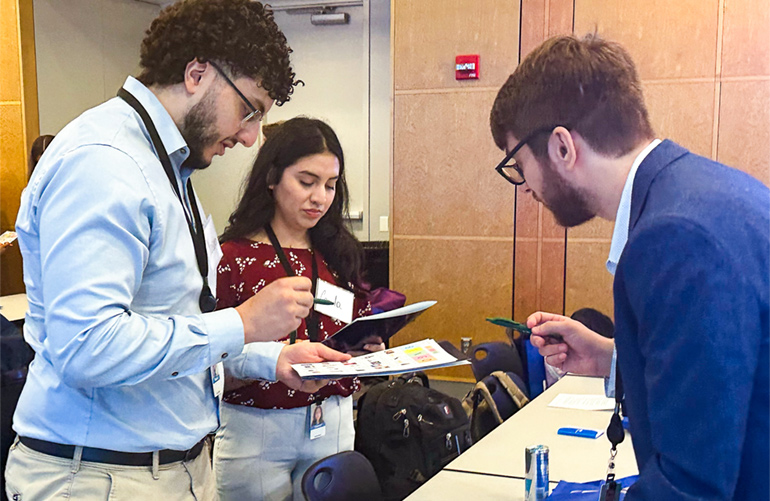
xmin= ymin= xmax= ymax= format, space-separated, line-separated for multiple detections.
xmin=214 ymin=117 xmax=382 ymax=500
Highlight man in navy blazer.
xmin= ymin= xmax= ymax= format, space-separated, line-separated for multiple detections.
xmin=490 ymin=34 xmax=769 ymax=499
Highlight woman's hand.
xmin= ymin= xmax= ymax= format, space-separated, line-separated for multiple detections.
xmin=345 ymin=335 xmax=385 ymax=357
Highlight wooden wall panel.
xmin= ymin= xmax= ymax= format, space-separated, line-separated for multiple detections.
xmin=393 ymin=0 xmax=520 ymax=91
xmin=514 ymin=0 xmax=574 ymax=324
xmin=718 ymin=80 xmax=770 ymax=185
xmin=574 ymin=0 xmax=719 ymax=80
xmin=721 ymin=0 xmax=770 ymax=77
xmin=392 ymin=0 xmax=522 ymax=380
xmin=1 ymin=0 xmax=38 ymax=296
xmin=391 ymin=238 xmax=513 ymax=380
xmin=0 ymin=0 xmax=22 ymax=102
xmin=565 ymin=241 xmax=613 ymax=317
xmin=644 ymin=81 xmax=716 ymax=158
xmin=393 ymin=91 xmax=514 ymax=238
xmin=392 ymin=0 xmax=767 ymax=381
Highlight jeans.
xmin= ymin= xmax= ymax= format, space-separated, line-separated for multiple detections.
xmin=214 ymin=395 xmax=354 ymax=501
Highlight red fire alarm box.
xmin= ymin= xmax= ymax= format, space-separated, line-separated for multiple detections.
xmin=455 ymin=54 xmax=479 ymax=80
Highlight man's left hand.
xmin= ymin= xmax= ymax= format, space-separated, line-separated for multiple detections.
xmin=275 ymin=342 xmax=351 ymax=393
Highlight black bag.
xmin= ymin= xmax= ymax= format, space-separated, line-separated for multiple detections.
xmin=462 ymin=370 xmax=529 ymax=443
xmin=355 ymin=372 xmax=472 ymax=500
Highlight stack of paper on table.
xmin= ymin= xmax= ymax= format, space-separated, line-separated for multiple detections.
xmin=293 ymin=338 xmax=470 ymax=379
xmin=548 ymin=393 xmax=615 ymax=411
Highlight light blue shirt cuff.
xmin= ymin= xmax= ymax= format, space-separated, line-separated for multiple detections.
xmin=604 ymin=345 xmax=618 ymax=398
xmin=226 ymin=341 xmax=285 ymax=382
xmin=202 ymin=308 xmax=245 ymax=367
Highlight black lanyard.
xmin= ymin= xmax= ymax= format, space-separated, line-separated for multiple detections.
xmin=264 ymin=225 xmax=320 ymax=341
xmin=117 ymin=88 xmax=216 ymax=313
xmin=601 ymin=358 xmax=625 ymax=500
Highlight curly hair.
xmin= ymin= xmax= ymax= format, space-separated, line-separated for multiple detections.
xmin=220 ymin=117 xmax=365 ymax=291
xmin=138 ymin=0 xmax=298 ymax=105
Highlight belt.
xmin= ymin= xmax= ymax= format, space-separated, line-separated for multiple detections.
xmin=19 ymin=436 xmax=207 ymax=466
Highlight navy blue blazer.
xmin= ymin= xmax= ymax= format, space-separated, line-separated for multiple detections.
xmin=613 ymin=140 xmax=769 ymax=500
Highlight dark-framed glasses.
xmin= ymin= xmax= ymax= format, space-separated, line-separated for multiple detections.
xmin=495 ymin=125 xmax=565 ymax=185
xmin=209 ymin=61 xmax=263 ymax=128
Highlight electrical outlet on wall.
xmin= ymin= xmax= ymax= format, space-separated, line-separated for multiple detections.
xmin=379 ymin=216 xmax=389 ymax=233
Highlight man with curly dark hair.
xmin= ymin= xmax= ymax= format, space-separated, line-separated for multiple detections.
xmin=7 ymin=1 xmax=349 ymax=499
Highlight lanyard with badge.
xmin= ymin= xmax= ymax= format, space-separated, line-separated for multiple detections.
xmin=265 ymin=224 xmax=326 ymax=438
xmin=117 ymin=88 xmax=224 ymax=399
xmin=600 ymin=359 xmax=626 ymax=500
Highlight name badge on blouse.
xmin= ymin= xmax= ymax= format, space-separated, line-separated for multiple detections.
xmin=314 ymin=279 xmax=355 ymax=324
xmin=211 ymin=362 xmax=224 ymax=400
xmin=308 ymin=401 xmax=326 ymax=440
xmin=203 ymin=214 xmax=223 ymax=294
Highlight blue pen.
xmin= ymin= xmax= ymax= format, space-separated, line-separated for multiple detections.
xmin=557 ymin=427 xmax=604 ymax=439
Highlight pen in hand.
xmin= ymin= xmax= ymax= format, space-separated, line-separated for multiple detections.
xmin=291 ymin=298 xmax=335 ymax=344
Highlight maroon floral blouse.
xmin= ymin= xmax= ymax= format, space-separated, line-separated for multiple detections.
xmin=216 ymin=239 xmax=371 ymax=409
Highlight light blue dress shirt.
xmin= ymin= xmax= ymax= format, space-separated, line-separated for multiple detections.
xmin=14 ymin=76 xmax=283 ymax=452
xmin=603 ymin=139 xmax=661 ymax=396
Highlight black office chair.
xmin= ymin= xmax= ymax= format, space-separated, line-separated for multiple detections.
xmin=301 ymin=451 xmax=384 ymax=501
xmin=1 ymin=315 xmax=33 ymax=501
xmin=470 ymin=341 xmax=524 ymax=382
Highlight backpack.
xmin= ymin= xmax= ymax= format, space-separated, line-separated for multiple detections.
xmin=355 ymin=372 xmax=472 ymax=500
xmin=463 ymin=370 xmax=530 ymax=443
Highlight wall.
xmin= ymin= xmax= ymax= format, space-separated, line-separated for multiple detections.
xmin=565 ymin=0 xmax=770 ymax=319
xmin=33 ymin=0 xmax=160 ymax=135
xmin=391 ymin=0 xmax=770 ymax=382
xmin=0 ymin=0 xmax=159 ymax=295
xmin=193 ymin=0 xmax=392 ymax=242
xmin=29 ymin=0 xmax=390 ymax=246
xmin=1 ymin=0 xmax=38 ymax=295
xmin=390 ymin=0 xmax=522 ymax=380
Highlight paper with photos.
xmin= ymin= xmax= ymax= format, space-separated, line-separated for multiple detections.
xmin=292 ymin=338 xmax=470 ymax=379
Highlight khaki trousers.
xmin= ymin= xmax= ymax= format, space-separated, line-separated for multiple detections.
xmin=4 ymin=437 xmax=216 ymax=501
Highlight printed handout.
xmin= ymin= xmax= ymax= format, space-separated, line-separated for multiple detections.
xmin=292 ymin=338 xmax=470 ymax=379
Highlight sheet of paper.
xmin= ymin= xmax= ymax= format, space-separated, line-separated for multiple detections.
xmin=292 ymin=338 xmax=469 ymax=379
xmin=548 ymin=393 xmax=615 ymax=411
xmin=354 ymin=300 xmax=436 ymax=321
xmin=0 ymin=231 xmax=17 ymax=245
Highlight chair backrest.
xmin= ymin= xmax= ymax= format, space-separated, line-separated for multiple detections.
xmin=523 ymin=339 xmax=547 ymax=398
xmin=470 ymin=342 xmax=524 ymax=382
xmin=465 ymin=371 xmax=530 ymax=442
xmin=302 ymin=451 xmax=384 ymax=501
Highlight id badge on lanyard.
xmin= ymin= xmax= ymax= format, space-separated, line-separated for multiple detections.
xmin=308 ymin=400 xmax=326 ymax=440
xmin=211 ymin=362 xmax=224 ymax=400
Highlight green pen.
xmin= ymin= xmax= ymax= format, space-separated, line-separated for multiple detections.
xmin=485 ymin=317 xmax=564 ymax=343
xmin=290 ymin=298 xmax=335 ymax=344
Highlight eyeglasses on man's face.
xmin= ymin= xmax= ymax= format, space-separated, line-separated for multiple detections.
xmin=495 ymin=125 xmax=564 ymax=185
xmin=209 ymin=61 xmax=264 ymax=129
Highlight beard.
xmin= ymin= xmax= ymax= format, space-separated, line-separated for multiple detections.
xmin=180 ymin=89 xmax=220 ymax=170
xmin=538 ymin=158 xmax=596 ymax=228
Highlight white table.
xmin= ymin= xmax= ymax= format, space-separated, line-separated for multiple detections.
xmin=444 ymin=374 xmax=638 ymax=482
xmin=0 ymin=293 xmax=28 ymax=322
xmin=406 ymin=470 xmax=556 ymax=500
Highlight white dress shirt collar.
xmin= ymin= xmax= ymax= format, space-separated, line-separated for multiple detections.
xmin=606 ymin=139 xmax=662 ymax=276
